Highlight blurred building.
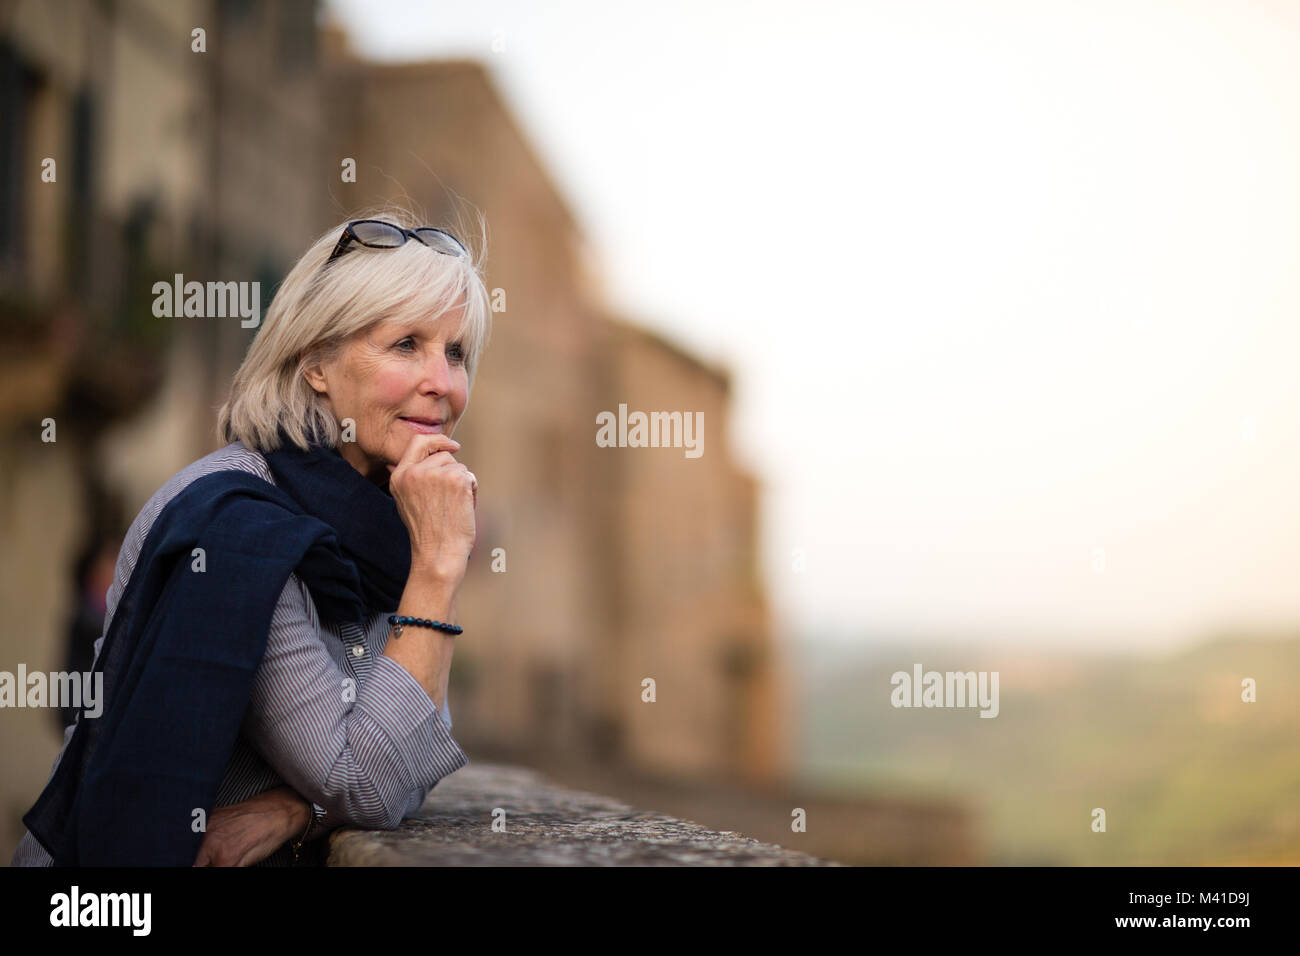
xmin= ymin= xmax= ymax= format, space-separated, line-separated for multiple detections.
xmin=0 ymin=0 xmax=334 ymax=857
xmin=319 ymin=43 xmax=786 ymax=783
xmin=0 ymin=0 xmax=793 ymax=864
xmin=604 ymin=320 xmax=782 ymax=780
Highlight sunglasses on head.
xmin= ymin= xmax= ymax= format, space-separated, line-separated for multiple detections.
xmin=325 ymin=219 xmax=469 ymax=266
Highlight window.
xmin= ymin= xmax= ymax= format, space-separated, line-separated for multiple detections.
xmin=0 ymin=39 xmax=43 ymax=286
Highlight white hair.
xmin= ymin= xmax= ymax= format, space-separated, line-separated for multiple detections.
xmin=218 ymin=203 xmax=492 ymax=452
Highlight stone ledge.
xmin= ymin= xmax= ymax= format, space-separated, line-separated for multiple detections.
xmin=327 ymin=762 xmax=840 ymax=866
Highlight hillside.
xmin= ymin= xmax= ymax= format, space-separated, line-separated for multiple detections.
xmin=797 ymin=634 xmax=1300 ymax=864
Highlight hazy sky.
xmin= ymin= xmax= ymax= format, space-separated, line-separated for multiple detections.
xmin=328 ymin=0 xmax=1300 ymax=650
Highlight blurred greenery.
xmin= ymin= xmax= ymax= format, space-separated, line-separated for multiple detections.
xmin=799 ymin=635 xmax=1300 ymax=864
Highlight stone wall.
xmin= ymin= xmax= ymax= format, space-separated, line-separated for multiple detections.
xmin=326 ymin=763 xmax=838 ymax=866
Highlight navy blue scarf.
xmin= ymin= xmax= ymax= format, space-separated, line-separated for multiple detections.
xmin=23 ymin=434 xmax=410 ymax=865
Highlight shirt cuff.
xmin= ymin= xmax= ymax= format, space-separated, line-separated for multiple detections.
xmin=350 ymin=654 xmax=469 ymax=813
xmin=300 ymin=802 xmax=330 ymax=844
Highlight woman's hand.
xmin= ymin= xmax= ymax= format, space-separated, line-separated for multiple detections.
xmin=193 ymin=786 xmax=312 ymax=867
xmin=388 ymin=434 xmax=477 ymax=581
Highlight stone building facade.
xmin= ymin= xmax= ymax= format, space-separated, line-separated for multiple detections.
xmin=318 ymin=42 xmax=785 ymax=783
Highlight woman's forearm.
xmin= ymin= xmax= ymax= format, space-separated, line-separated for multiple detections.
xmin=381 ymin=567 xmax=462 ymax=713
xmin=242 ymin=575 xmax=469 ymax=834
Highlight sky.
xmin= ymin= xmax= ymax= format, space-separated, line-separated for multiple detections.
xmin=327 ymin=0 xmax=1300 ymax=651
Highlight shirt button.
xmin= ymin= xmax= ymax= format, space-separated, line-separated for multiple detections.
xmin=352 ymin=645 xmax=365 ymax=658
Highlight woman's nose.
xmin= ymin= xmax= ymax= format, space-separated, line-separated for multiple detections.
xmin=417 ymin=350 xmax=453 ymax=393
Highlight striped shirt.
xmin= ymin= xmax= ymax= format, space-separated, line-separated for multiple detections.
xmin=11 ymin=441 xmax=469 ymax=866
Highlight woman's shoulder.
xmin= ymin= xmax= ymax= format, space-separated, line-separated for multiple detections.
xmin=133 ymin=442 xmax=276 ymax=532
xmin=115 ymin=444 xmax=275 ymax=579
xmin=166 ymin=440 xmax=276 ymax=494
xmin=98 ymin=443 xmax=283 ymax=661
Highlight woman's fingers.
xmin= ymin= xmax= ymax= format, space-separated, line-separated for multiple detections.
xmin=193 ymin=837 xmax=222 ymax=867
xmin=390 ymin=433 xmax=460 ymax=473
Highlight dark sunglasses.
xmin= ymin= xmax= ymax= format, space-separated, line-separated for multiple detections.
xmin=325 ymin=219 xmax=468 ymax=266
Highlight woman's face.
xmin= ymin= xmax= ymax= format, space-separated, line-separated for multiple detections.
xmin=304 ymin=305 xmax=470 ymax=484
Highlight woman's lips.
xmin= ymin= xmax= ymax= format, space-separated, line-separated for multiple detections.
xmin=400 ymin=417 xmax=443 ymax=433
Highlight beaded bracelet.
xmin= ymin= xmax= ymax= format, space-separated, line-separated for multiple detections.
xmin=388 ymin=614 xmax=463 ymax=636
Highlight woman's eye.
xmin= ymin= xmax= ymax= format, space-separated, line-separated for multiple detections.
xmin=394 ymin=337 xmax=416 ymax=352
xmin=447 ymin=342 xmax=465 ymax=363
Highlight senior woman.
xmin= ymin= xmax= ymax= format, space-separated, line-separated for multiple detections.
xmin=12 ymin=210 xmax=491 ymax=866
